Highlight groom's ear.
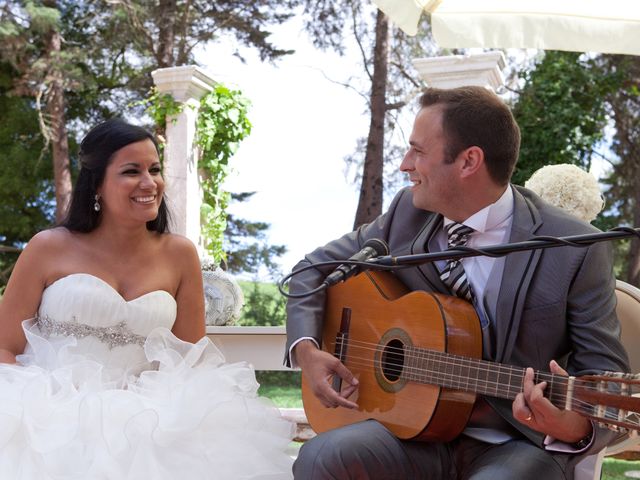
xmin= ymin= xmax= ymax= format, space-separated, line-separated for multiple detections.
xmin=457 ymin=146 xmax=484 ymax=179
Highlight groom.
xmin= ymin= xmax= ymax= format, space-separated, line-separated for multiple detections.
xmin=284 ymin=86 xmax=630 ymax=479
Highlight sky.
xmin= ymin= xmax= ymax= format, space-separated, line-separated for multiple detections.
xmin=197 ymin=16 xmax=613 ymax=280
xmin=199 ymin=16 xmax=404 ymax=278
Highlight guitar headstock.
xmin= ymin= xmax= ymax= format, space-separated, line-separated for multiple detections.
xmin=572 ymin=372 xmax=640 ymax=432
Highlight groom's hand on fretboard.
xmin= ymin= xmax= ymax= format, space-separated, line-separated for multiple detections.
xmin=513 ymin=360 xmax=592 ymax=443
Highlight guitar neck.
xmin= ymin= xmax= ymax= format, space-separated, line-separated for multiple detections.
xmin=404 ymin=346 xmax=569 ymax=407
xmin=389 ymin=344 xmax=640 ymax=431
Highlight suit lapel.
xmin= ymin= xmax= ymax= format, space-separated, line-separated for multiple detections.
xmin=411 ymin=213 xmax=450 ymax=294
xmin=494 ymin=186 xmax=543 ymax=362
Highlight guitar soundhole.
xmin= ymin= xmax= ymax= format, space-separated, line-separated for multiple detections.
xmin=382 ymin=339 xmax=404 ymax=382
xmin=375 ymin=328 xmax=411 ymax=393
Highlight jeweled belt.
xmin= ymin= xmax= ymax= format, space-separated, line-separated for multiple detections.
xmin=36 ymin=315 xmax=146 ymax=349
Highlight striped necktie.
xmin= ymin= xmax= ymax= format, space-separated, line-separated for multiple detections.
xmin=440 ymin=222 xmax=475 ymax=302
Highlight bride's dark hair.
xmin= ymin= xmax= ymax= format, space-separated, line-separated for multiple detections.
xmin=61 ymin=119 xmax=170 ymax=233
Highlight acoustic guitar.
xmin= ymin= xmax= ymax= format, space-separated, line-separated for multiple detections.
xmin=301 ymin=270 xmax=640 ymax=441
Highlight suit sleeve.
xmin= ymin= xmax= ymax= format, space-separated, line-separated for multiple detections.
xmin=283 ymin=189 xmax=410 ymax=366
xmin=565 ymin=241 xmax=628 ymax=375
xmin=565 ymin=240 xmax=630 ymax=457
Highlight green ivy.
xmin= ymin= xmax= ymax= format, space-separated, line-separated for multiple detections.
xmin=135 ymin=87 xmax=183 ymax=161
xmin=197 ymin=85 xmax=252 ymax=262
xmin=143 ymin=84 xmax=251 ymax=263
xmin=137 ymin=87 xmax=184 ymax=130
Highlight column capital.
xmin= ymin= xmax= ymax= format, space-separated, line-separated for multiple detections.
xmin=412 ymin=51 xmax=505 ymax=91
xmin=151 ymin=65 xmax=216 ymax=103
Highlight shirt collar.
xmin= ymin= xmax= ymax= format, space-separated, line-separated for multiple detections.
xmin=443 ymin=186 xmax=514 ymax=234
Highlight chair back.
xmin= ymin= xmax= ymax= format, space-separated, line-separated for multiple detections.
xmin=581 ymin=280 xmax=640 ymax=480
xmin=615 ymin=280 xmax=640 ymax=373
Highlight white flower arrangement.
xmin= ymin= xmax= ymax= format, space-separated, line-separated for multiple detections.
xmin=200 ymin=258 xmax=244 ymax=326
xmin=524 ymin=164 xmax=604 ymax=223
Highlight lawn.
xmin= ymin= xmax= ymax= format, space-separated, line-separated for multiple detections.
xmin=259 ymin=384 xmax=303 ymax=408
xmin=256 ymin=370 xmax=303 ymax=408
xmin=602 ymin=458 xmax=640 ymax=479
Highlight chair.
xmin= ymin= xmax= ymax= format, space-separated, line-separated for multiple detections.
xmin=588 ymin=280 xmax=640 ymax=479
xmin=613 ymin=280 xmax=640 ymax=373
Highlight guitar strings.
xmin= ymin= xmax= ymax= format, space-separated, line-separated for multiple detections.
xmin=325 ymin=339 xmax=640 ymax=428
xmin=337 ymin=337 xmax=639 ymax=395
xmin=336 ymin=356 xmax=604 ymax=422
xmin=340 ymin=338 xmax=631 ymax=399
xmin=333 ymin=355 xmax=637 ymax=428
xmin=338 ymin=337 xmax=560 ymax=388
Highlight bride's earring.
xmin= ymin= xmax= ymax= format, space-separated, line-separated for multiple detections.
xmin=94 ymin=194 xmax=101 ymax=212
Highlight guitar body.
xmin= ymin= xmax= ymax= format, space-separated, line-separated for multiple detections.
xmin=302 ymin=270 xmax=483 ymax=441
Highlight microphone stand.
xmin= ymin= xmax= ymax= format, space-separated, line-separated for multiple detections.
xmin=369 ymin=226 xmax=640 ymax=267
xmin=279 ymin=227 xmax=640 ymax=299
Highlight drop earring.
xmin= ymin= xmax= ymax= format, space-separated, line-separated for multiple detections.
xmin=94 ymin=194 xmax=101 ymax=212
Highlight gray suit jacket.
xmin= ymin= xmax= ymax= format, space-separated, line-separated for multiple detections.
xmin=285 ymin=185 xmax=630 ymax=466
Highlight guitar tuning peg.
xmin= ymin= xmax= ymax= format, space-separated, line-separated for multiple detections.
xmin=603 ymin=371 xmax=640 ymax=381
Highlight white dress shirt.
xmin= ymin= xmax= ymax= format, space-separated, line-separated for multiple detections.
xmin=434 ymin=186 xmax=514 ymax=305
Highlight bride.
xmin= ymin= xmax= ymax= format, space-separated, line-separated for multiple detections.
xmin=0 ymin=119 xmax=294 ymax=479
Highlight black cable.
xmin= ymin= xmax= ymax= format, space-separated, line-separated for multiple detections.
xmin=277 ymin=259 xmax=403 ymax=298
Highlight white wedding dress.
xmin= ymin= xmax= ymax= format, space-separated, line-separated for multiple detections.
xmin=0 ymin=273 xmax=294 ymax=479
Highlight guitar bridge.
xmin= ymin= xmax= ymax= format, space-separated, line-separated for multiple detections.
xmin=332 ymin=307 xmax=351 ymax=392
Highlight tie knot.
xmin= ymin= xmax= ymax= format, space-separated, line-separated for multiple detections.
xmin=445 ymin=222 xmax=474 ymax=247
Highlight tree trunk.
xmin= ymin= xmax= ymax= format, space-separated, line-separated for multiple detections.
xmin=608 ymin=56 xmax=640 ymax=287
xmin=353 ymin=10 xmax=389 ymax=229
xmin=43 ymin=3 xmax=72 ymax=223
xmin=156 ymin=0 xmax=177 ymax=67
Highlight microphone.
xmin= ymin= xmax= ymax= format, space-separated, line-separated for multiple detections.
xmin=323 ymin=238 xmax=389 ymax=287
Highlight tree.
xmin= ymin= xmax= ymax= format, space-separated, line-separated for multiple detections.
xmin=352 ymin=9 xmax=389 ymax=227
xmin=0 ymin=0 xmax=301 ymax=218
xmin=301 ymin=1 xmax=438 ymax=228
xmin=236 ymin=281 xmax=287 ymax=326
xmin=108 ymin=0 xmax=298 ymax=68
xmin=598 ymin=55 xmax=640 ymax=284
xmin=223 ymin=192 xmax=287 ymax=278
xmin=1 ymin=1 xmax=75 ymax=221
xmin=0 ymin=61 xmax=54 ymax=285
xmin=224 ymin=192 xmax=287 ymax=327
xmin=510 ymin=51 xmax=640 ymax=284
xmin=0 ymin=1 xmax=151 ymax=223
xmin=511 ymin=51 xmax=619 ymax=187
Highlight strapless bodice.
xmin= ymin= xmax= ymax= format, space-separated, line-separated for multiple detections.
xmin=38 ymin=273 xmax=176 ymax=335
xmin=20 ymin=273 xmax=178 ymax=381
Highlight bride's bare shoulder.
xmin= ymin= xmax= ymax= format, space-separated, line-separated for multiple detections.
xmin=161 ymin=233 xmax=199 ymax=256
xmin=159 ymin=234 xmax=201 ymax=280
xmin=26 ymin=227 xmax=74 ymax=251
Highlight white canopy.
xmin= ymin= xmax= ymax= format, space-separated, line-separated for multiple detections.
xmin=372 ymin=0 xmax=640 ymax=56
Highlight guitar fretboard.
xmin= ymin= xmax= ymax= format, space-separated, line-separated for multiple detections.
xmin=401 ymin=345 xmax=569 ymax=407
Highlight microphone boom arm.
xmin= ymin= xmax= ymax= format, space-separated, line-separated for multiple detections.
xmin=370 ymin=227 xmax=640 ymax=267
xmin=279 ymin=227 xmax=640 ymax=299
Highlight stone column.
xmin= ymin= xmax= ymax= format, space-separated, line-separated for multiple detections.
xmin=151 ymin=66 xmax=216 ymax=252
xmin=412 ymin=51 xmax=506 ymax=91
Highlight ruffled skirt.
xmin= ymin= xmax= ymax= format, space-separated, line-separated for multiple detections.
xmin=0 ymin=323 xmax=294 ymax=479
